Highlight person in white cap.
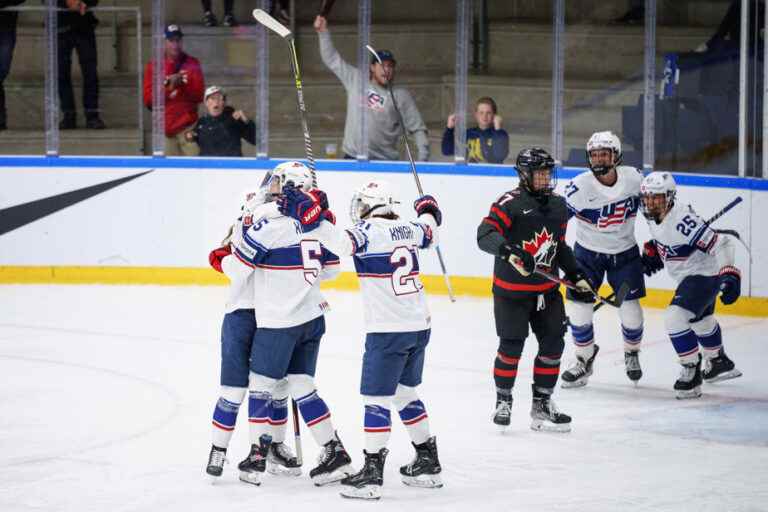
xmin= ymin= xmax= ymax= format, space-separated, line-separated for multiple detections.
xmin=189 ymin=85 xmax=256 ymax=157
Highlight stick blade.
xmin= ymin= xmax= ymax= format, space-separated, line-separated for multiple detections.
xmin=252 ymin=8 xmax=292 ymax=38
xmin=611 ymin=282 xmax=631 ymax=308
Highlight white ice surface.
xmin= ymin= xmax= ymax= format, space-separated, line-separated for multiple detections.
xmin=0 ymin=285 xmax=766 ymax=512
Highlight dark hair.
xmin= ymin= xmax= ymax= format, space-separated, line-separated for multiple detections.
xmin=475 ymin=96 xmax=497 ymax=115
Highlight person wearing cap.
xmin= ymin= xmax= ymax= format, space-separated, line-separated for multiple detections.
xmin=57 ymin=0 xmax=106 ymax=130
xmin=190 ymin=85 xmax=256 ymax=157
xmin=313 ymin=15 xmax=430 ymax=161
xmin=142 ymin=24 xmax=205 ymax=156
xmin=441 ymin=96 xmax=509 ymax=164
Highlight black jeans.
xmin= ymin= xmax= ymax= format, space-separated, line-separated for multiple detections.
xmin=0 ymin=29 xmax=17 ymax=124
xmin=58 ymin=29 xmax=99 ymax=116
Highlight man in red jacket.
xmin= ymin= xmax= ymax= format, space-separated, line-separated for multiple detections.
xmin=143 ymin=24 xmax=205 ymax=156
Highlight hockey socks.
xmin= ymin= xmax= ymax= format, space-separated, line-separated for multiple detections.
xmin=211 ymin=386 xmax=246 ymax=449
xmin=570 ymin=323 xmax=595 ymax=358
xmin=363 ymin=402 xmax=391 ymax=453
xmin=670 ymin=328 xmax=700 ymax=365
xmin=398 ymin=400 xmax=430 ymax=446
xmin=622 ymin=324 xmax=643 ymax=352
xmin=533 ymin=354 xmax=561 ymax=390
xmin=295 ymin=389 xmax=334 ymax=446
xmin=248 ymin=389 xmax=273 ymax=445
xmin=494 ymin=351 xmax=520 ymax=389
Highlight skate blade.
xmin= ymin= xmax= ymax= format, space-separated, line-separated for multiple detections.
xmin=340 ymin=484 xmax=382 ymax=500
xmin=675 ymin=386 xmax=702 ymax=399
xmin=239 ymin=471 xmax=263 ymax=486
xmin=312 ymin=464 xmax=354 ymax=487
xmin=530 ymin=419 xmax=571 ymax=433
xmin=267 ymin=462 xmax=302 ymax=477
xmin=704 ymin=369 xmax=743 ymax=384
xmin=627 ymin=373 xmax=642 ymax=383
xmin=561 ymin=379 xmax=588 ymax=389
xmin=401 ymin=474 xmax=443 ymax=489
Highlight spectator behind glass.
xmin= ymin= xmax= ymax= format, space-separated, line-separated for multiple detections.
xmin=191 ymin=85 xmax=256 ymax=157
xmin=697 ymin=0 xmax=765 ymax=53
xmin=143 ymin=24 xmax=205 ymax=156
xmin=442 ymin=97 xmax=509 ymax=164
xmin=314 ymin=15 xmax=430 ymax=161
xmin=0 ymin=0 xmax=24 ymax=131
xmin=58 ymin=0 xmax=105 ymax=129
xmin=201 ymin=0 xmax=236 ymax=27
xmin=613 ymin=0 xmax=644 ymax=25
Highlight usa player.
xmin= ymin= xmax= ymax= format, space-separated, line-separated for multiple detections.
xmin=229 ymin=161 xmax=353 ymax=486
xmin=561 ymin=131 xmax=646 ymax=387
xmin=281 ymin=180 xmax=443 ymax=500
xmin=639 ymin=172 xmax=742 ymax=399
xmin=204 ymin=187 xmax=301 ymax=480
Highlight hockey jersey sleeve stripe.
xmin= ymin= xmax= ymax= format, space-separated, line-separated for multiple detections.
xmin=491 ymin=206 xmax=512 ymax=227
xmin=493 ymin=276 xmax=558 ymax=292
xmin=233 ymin=248 xmax=257 ymax=268
xmin=353 ymin=252 xmax=420 ymax=275
xmin=482 ymin=217 xmax=502 ymax=233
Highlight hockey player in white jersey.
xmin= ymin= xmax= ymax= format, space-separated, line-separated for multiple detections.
xmin=205 ymin=186 xmax=301 ymax=480
xmin=561 ymin=132 xmax=646 ymax=387
xmin=639 ymin=172 xmax=742 ymax=399
xmin=280 ymin=180 xmax=443 ymax=500
xmin=228 ymin=161 xmax=353 ymax=486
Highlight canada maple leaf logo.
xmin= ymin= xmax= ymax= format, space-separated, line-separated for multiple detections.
xmin=522 ymin=227 xmax=557 ymax=267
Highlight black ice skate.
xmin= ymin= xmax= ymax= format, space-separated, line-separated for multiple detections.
xmin=624 ymin=350 xmax=643 ymax=383
xmin=492 ymin=392 xmax=513 ymax=431
xmin=339 ymin=448 xmax=388 ymax=500
xmin=400 ymin=436 xmax=443 ymax=489
xmin=238 ymin=434 xmax=272 ymax=486
xmin=703 ymin=349 xmax=742 ymax=383
xmin=310 ymin=431 xmax=353 ymax=486
xmin=561 ymin=345 xmax=600 ymax=388
xmin=267 ymin=441 xmax=302 ymax=477
xmin=206 ymin=445 xmax=227 ymax=478
xmin=530 ymin=390 xmax=572 ymax=433
xmin=674 ymin=354 xmax=703 ymax=399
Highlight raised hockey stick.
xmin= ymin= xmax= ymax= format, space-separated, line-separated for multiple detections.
xmin=291 ymin=398 xmax=303 ymax=466
xmin=366 ymin=44 xmax=456 ymax=303
xmin=252 ymin=9 xmax=317 ymax=187
xmin=593 ymin=196 xmax=746 ymax=312
xmin=319 ymin=0 xmax=337 ymax=17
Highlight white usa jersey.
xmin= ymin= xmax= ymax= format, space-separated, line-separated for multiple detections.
xmin=647 ymin=202 xmax=734 ymax=284
xmin=315 ymin=214 xmax=438 ymax=333
xmin=565 ymin=165 xmax=643 ymax=254
xmin=231 ymin=202 xmax=340 ymax=328
xmin=220 ymin=196 xmax=263 ymax=313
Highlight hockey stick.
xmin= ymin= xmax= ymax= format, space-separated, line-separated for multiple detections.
xmin=319 ymin=0 xmax=337 ymax=17
xmin=593 ymin=196 xmax=745 ymax=312
xmin=291 ymin=398 xmax=303 ymax=466
xmin=366 ymin=44 xmax=456 ymax=303
xmin=531 ymin=266 xmax=630 ymax=308
xmin=252 ymin=9 xmax=317 ymax=187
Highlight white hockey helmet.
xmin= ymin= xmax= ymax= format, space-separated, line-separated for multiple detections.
xmin=586 ymin=131 xmax=622 ymax=176
xmin=640 ymin=171 xmax=676 ymax=222
xmin=262 ymin=161 xmax=313 ymax=200
xmin=349 ymin=180 xmax=400 ymax=223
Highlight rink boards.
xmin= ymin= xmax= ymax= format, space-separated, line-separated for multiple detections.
xmin=0 ymin=156 xmax=765 ymax=316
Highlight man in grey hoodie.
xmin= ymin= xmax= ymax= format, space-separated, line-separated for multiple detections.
xmin=314 ymin=15 xmax=430 ymax=161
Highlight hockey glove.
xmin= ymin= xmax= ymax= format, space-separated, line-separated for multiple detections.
xmin=322 ymin=209 xmax=336 ymax=225
xmin=208 ymin=245 xmax=232 ymax=273
xmin=718 ymin=266 xmax=741 ymax=305
xmin=640 ymin=240 xmax=664 ymax=276
xmin=279 ymin=185 xmax=327 ymax=227
xmin=414 ymin=195 xmax=442 ymax=226
xmin=499 ymin=244 xmax=535 ymax=277
xmin=566 ymin=270 xmax=596 ymax=302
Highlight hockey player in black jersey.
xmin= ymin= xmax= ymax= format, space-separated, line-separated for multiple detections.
xmin=476 ymin=147 xmax=593 ymax=433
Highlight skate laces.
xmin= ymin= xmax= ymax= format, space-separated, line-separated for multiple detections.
xmin=679 ymin=362 xmax=697 ymax=382
xmin=209 ymin=449 xmax=227 ymax=467
xmin=569 ymin=359 xmax=588 ymax=377
xmin=625 ymin=352 xmax=640 ymax=371
xmin=273 ymin=442 xmax=296 ymax=461
xmin=494 ymin=400 xmax=511 ymax=417
xmin=316 ymin=440 xmax=336 ymax=465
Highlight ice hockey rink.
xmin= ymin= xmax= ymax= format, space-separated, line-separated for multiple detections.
xmin=1 ymin=284 xmax=767 ymax=512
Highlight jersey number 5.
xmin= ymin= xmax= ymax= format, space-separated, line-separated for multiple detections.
xmin=301 ymin=240 xmax=323 ymax=285
xmin=390 ymin=246 xmax=420 ymax=296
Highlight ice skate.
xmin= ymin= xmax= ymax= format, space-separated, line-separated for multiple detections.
xmin=674 ymin=354 xmax=703 ymax=399
xmin=703 ymin=349 xmax=742 ymax=383
xmin=561 ymin=345 xmax=600 ymax=388
xmin=238 ymin=435 xmax=272 ymax=486
xmin=530 ymin=396 xmax=572 ymax=433
xmin=267 ymin=441 xmax=302 ymax=476
xmin=400 ymin=436 xmax=443 ymax=489
xmin=310 ymin=431 xmax=353 ymax=486
xmin=625 ymin=350 xmax=642 ymax=384
xmin=339 ymin=448 xmax=387 ymax=500
xmin=492 ymin=393 xmax=513 ymax=432
xmin=206 ymin=445 xmax=227 ymax=479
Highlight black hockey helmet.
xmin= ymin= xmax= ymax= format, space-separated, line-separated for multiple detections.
xmin=515 ymin=147 xmax=557 ymax=198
